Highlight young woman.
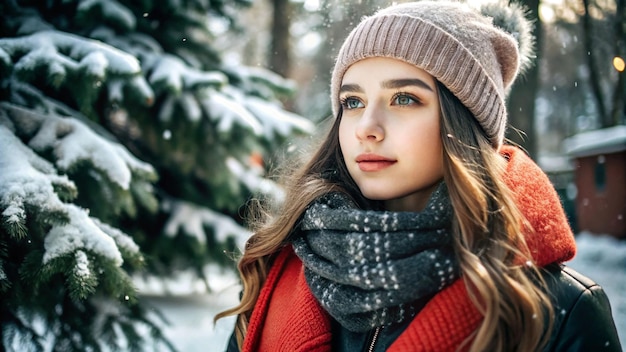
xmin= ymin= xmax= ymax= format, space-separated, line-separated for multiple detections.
xmin=216 ymin=1 xmax=622 ymax=351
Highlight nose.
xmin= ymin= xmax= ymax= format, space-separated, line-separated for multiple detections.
xmin=355 ymin=105 xmax=384 ymax=142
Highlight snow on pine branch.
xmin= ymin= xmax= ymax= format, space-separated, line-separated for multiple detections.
xmin=73 ymin=250 xmax=92 ymax=279
xmin=225 ymin=156 xmax=284 ymax=202
xmin=244 ymin=96 xmax=315 ymax=139
xmin=0 ymin=30 xmax=154 ymax=105
xmin=86 ymin=27 xmax=228 ymax=96
xmin=149 ymin=54 xmax=228 ymax=95
xmin=43 ymin=204 xmax=123 ymax=266
xmin=4 ymin=103 xmax=155 ymax=190
xmin=83 ymin=26 xmax=311 ymax=140
xmin=163 ymin=198 xmax=250 ymax=249
xmin=203 ymin=87 xmax=264 ymax=136
xmin=0 ymin=30 xmax=138 ymax=76
xmin=0 ymin=126 xmax=75 ymax=231
xmin=221 ymin=65 xmax=314 ymax=139
xmin=153 ymin=72 xmax=312 ymax=139
xmin=228 ymin=66 xmax=298 ymax=99
xmin=0 ymin=125 xmax=140 ymax=267
xmin=91 ymin=217 xmax=143 ymax=268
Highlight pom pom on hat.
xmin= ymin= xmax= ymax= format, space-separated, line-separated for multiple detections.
xmin=479 ymin=1 xmax=535 ymax=74
xmin=330 ymin=0 xmax=535 ymax=149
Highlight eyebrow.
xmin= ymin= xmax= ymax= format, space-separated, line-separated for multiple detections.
xmin=339 ymin=84 xmax=363 ymax=94
xmin=339 ymin=78 xmax=434 ymax=94
xmin=382 ymin=78 xmax=434 ymax=92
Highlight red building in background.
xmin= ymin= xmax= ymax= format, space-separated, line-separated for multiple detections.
xmin=564 ymin=125 xmax=626 ymax=239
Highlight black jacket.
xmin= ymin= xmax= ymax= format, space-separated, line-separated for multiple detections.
xmin=542 ymin=264 xmax=622 ymax=351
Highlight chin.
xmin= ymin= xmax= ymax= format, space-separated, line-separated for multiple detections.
xmin=359 ymin=189 xmax=396 ymax=201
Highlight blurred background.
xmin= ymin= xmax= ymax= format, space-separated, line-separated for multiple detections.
xmin=0 ymin=0 xmax=623 ymax=351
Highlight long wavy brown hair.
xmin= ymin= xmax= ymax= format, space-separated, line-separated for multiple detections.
xmin=215 ymin=82 xmax=554 ymax=351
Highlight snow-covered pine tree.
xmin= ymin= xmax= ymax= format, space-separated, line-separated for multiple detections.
xmin=0 ymin=0 xmax=313 ymax=350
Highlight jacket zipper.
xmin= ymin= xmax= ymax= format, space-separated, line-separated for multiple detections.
xmin=367 ymin=326 xmax=382 ymax=352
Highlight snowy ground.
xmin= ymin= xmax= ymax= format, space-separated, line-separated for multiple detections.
xmin=137 ymin=266 xmax=240 ymax=352
xmin=144 ymin=232 xmax=626 ymax=351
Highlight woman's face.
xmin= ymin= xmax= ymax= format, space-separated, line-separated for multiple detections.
xmin=339 ymin=57 xmax=443 ymax=212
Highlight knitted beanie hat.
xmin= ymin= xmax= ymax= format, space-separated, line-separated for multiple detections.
xmin=330 ymin=0 xmax=534 ymax=149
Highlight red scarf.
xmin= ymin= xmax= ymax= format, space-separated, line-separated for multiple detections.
xmin=242 ymin=146 xmax=576 ymax=352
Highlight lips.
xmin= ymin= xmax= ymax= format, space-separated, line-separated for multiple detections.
xmin=355 ymin=154 xmax=396 ymax=172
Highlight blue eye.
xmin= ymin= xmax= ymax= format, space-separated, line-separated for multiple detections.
xmin=341 ymin=97 xmax=364 ymax=110
xmin=392 ymin=94 xmax=419 ymax=106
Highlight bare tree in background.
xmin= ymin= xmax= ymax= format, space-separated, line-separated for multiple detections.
xmin=610 ymin=0 xmax=625 ymax=126
xmin=269 ymin=0 xmax=292 ymax=78
xmin=582 ymin=0 xmax=625 ymax=128
xmin=506 ymin=0 xmax=542 ymax=159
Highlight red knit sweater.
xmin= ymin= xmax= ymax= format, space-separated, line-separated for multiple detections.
xmin=242 ymin=146 xmax=576 ymax=352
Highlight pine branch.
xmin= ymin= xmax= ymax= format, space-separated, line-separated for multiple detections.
xmin=0 ymin=30 xmax=154 ymax=116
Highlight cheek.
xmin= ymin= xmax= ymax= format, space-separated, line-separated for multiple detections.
xmin=338 ymin=120 xmax=352 ymax=151
xmin=416 ymin=117 xmax=441 ymax=144
xmin=402 ymin=121 xmax=442 ymax=158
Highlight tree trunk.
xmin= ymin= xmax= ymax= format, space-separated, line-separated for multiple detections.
xmin=268 ymin=0 xmax=291 ymax=78
xmin=610 ymin=0 xmax=625 ymax=126
xmin=506 ymin=0 xmax=541 ymax=159
xmin=582 ymin=0 xmax=609 ymax=127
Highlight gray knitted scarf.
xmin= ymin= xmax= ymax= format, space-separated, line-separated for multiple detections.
xmin=292 ymin=183 xmax=459 ymax=332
